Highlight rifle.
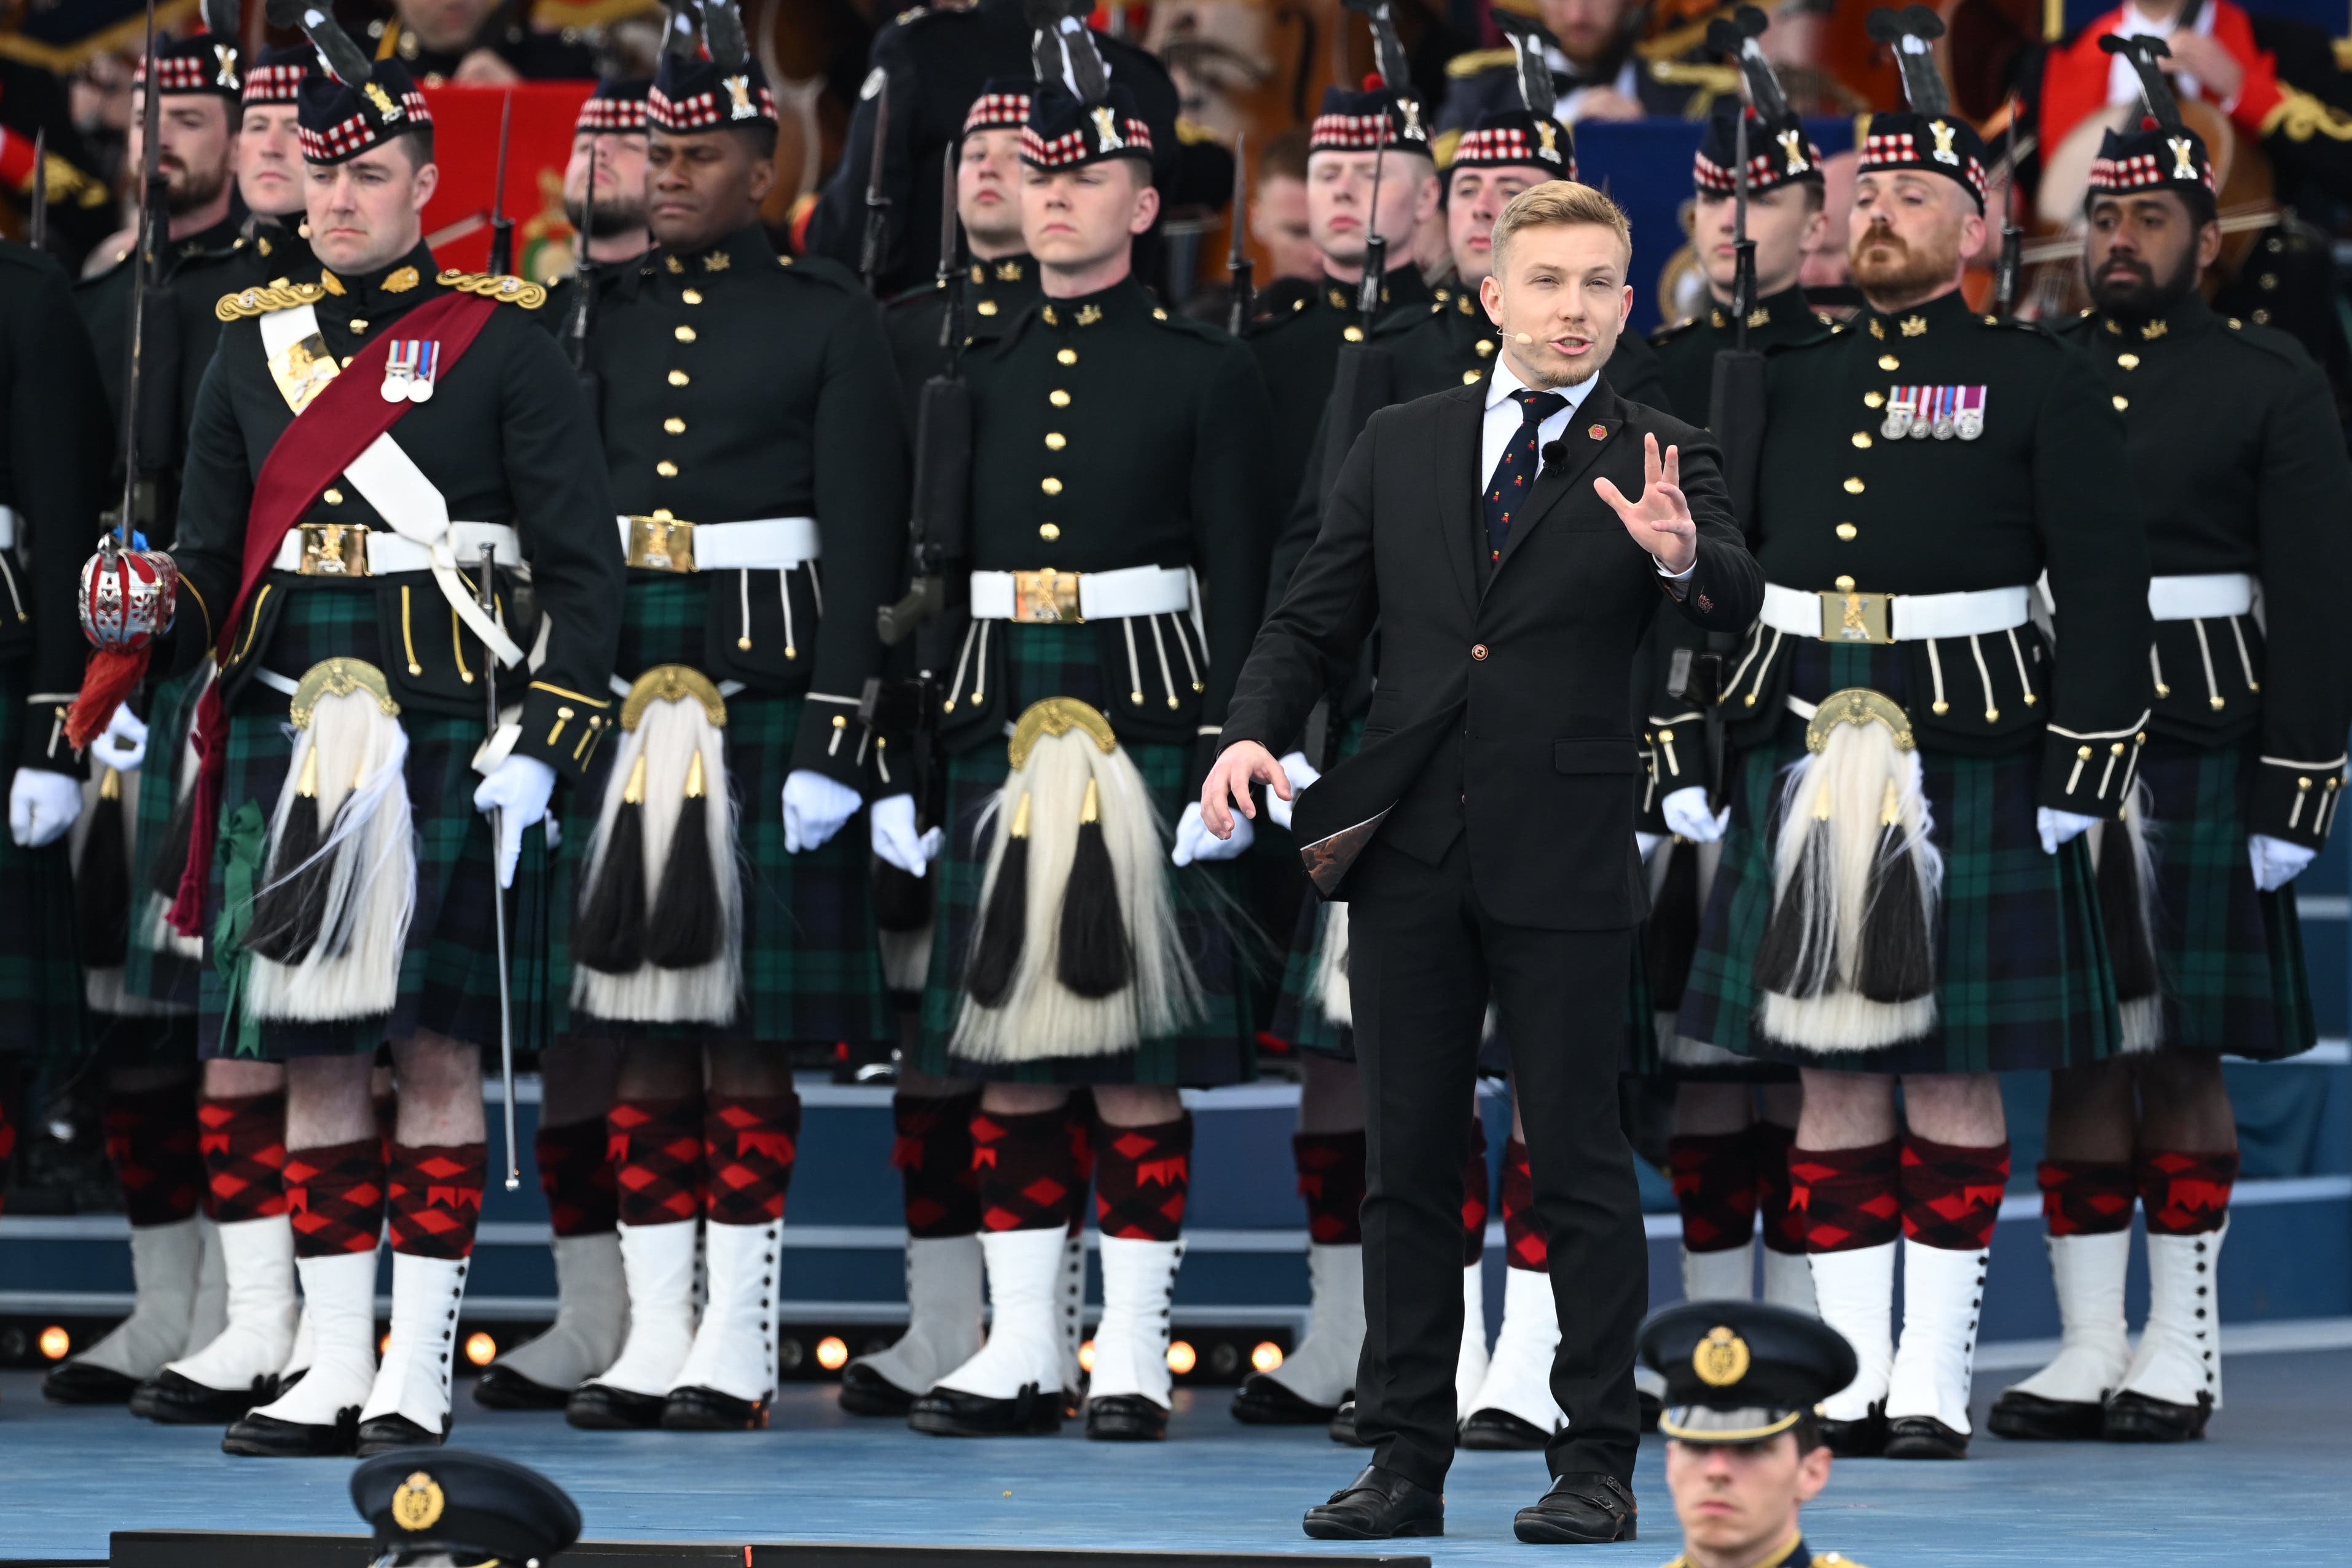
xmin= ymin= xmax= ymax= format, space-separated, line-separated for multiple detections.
xmin=27 ymin=127 xmax=45 ymax=255
xmin=877 ymin=146 xmax=970 ymax=649
xmin=565 ymin=124 xmax=600 ymax=398
xmin=1355 ymin=108 xmax=1390 ymax=321
xmin=486 ymin=90 xmax=515 ymax=276
xmin=858 ymin=71 xmax=892 ymax=293
xmin=1225 ymin=132 xmax=1253 ymax=335
xmin=117 ymin=1 xmax=175 ymax=538
xmin=1993 ymin=95 xmax=2024 ymax=319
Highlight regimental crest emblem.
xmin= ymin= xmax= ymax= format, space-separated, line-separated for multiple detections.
xmin=1399 ymin=98 xmax=1425 ymax=141
xmin=1693 ymin=1327 xmax=1751 ymax=1388
xmin=1091 ymin=106 xmax=1125 ymax=151
xmin=724 ymin=74 xmax=755 ymax=120
xmin=1535 ymin=120 xmax=1561 ymax=163
xmin=365 ymin=81 xmax=402 ymax=123
xmin=1929 ymin=119 xmax=1959 ymax=167
xmin=1778 ymin=128 xmax=1809 ymax=176
xmin=213 ymin=44 xmax=240 ymax=90
xmin=2166 ymin=135 xmax=2199 ymax=181
xmin=390 ymin=1472 xmax=445 ymax=1532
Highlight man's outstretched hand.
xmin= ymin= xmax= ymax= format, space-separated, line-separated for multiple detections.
xmin=1592 ymin=432 xmax=1697 ymax=575
xmin=1200 ymin=739 xmax=1290 ymax=839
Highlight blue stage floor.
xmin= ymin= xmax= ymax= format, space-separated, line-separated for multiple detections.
xmin=1 ymin=1349 xmax=2346 ymax=1564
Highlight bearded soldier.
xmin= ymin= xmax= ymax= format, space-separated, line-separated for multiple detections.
xmin=1988 ymin=41 xmax=2352 ymax=1448
xmin=1674 ymin=13 xmax=2151 ymax=1462
xmin=549 ymin=15 xmax=906 ymax=1433
xmin=133 ymin=15 xmax=621 ymax=1454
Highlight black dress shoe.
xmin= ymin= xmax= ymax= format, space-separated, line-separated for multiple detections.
xmin=1086 ymin=1394 xmax=1168 ymax=1441
xmin=907 ymin=1382 xmax=1064 ymax=1437
xmin=1327 ymin=1398 xmax=1370 ymax=1446
xmin=1638 ymin=1387 xmax=1661 ymax=1433
xmin=1882 ymin=1415 xmax=1969 ymax=1459
xmin=1513 ymin=1472 xmax=1637 ymax=1545
xmin=661 ymin=1386 xmax=770 ymax=1430
xmin=1459 ymin=1406 xmax=1550 ymax=1451
xmin=471 ymin=1363 xmax=572 ymax=1411
xmin=837 ymin=1362 xmax=920 ymax=1417
xmin=221 ymin=1407 xmax=360 ymax=1457
xmin=131 ymin=1369 xmax=275 ymax=1425
xmin=1230 ymin=1372 xmax=1341 ymax=1425
xmin=565 ymin=1381 xmax=668 ymax=1430
xmin=356 ymin=1413 xmax=449 ymax=1457
xmin=1988 ymin=1389 xmax=2105 ymax=1441
xmin=1301 ymin=1464 xmax=1445 ymax=1540
xmin=42 ymin=1361 xmax=143 ymax=1405
xmin=2102 ymin=1389 xmax=2212 ymax=1443
xmin=1819 ymin=1401 xmax=1886 ymax=1458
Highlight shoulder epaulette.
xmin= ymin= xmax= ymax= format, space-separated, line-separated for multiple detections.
xmin=436 ymin=271 xmax=548 ymax=309
xmin=1148 ymin=304 xmax=1229 ymax=343
xmin=216 ymin=280 xmax=327 ymax=321
xmin=2219 ymin=312 xmax=2318 ymax=369
xmin=1446 ymin=47 xmax=1515 ymax=79
xmin=777 ymin=252 xmax=864 ymax=292
xmin=1974 ymin=311 xmax=2056 ymax=341
xmin=1650 ymin=315 xmax=1701 ymax=345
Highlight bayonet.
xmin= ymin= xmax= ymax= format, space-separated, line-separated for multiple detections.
xmin=1356 ymin=109 xmax=1389 ymax=321
xmin=27 ymin=127 xmax=45 ymax=255
xmin=486 ymin=90 xmax=515 ymax=276
xmin=934 ymin=144 xmax=960 ymax=352
xmin=860 ymin=72 xmax=892 ymax=293
xmin=1226 ymin=132 xmax=1254 ymax=335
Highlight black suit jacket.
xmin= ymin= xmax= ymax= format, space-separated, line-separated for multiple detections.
xmin=1219 ymin=378 xmax=1761 ymax=931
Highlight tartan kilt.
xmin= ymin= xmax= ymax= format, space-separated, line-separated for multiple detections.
xmin=547 ymin=576 xmax=889 ymax=1048
xmin=2139 ymin=734 xmax=2316 ymax=1060
xmin=1629 ymin=834 xmax=1798 ymax=1085
xmin=119 ymin=666 xmax=206 ymax=1014
xmin=1678 ymin=638 xmax=2122 ymax=1074
xmin=0 ymin=662 xmax=84 ymax=1059
xmin=1269 ymin=715 xmax=1365 ymax=1060
xmin=913 ymin=622 xmax=1256 ymax=1086
xmin=198 ymin=584 xmax=544 ymax=1060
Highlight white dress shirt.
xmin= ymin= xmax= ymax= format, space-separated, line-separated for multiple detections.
xmin=1481 ymin=354 xmax=1693 ymax=581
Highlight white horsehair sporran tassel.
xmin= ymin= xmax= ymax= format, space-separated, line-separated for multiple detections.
xmin=1308 ymin=902 xmax=1352 ymax=1029
xmin=246 ymin=659 xmax=416 ymax=1022
xmin=2091 ymin=778 xmax=2163 ymax=1052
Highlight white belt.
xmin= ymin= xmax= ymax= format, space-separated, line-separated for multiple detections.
xmin=970 ymin=565 xmax=1193 ymax=622
xmin=0 ymin=506 xmax=16 ymax=550
xmin=272 ymin=521 xmax=523 ymax=576
xmin=613 ymin=514 xmax=821 ymax=573
xmin=2148 ymin=572 xmax=2255 ymax=621
xmin=1760 ymin=581 xmax=2034 ymax=643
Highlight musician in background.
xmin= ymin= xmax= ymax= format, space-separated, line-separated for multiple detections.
xmin=1440 ymin=0 xmax=1705 ymax=139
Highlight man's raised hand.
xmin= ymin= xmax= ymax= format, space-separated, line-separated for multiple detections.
xmin=1593 ymin=432 xmax=1697 ymax=574
xmin=1200 ymin=739 xmax=1290 ymax=839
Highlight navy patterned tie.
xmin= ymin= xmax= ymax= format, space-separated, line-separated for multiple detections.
xmin=1484 ymin=388 xmax=1567 ymax=562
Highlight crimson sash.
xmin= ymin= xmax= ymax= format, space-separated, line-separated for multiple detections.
xmin=168 ymin=290 xmax=500 ymax=936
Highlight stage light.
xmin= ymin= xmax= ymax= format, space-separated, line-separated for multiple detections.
xmin=1208 ymin=1341 xmax=1241 ymax=1377
xmin=1166 ymin=1339 xmax=1197 ymax=1375
xmin=1251 ymin=1341 xmax=1284 ymax=1374
xmin=778 ymin=1337 xmax=805 ymax=1371
xmin=815 ymin=1335 xmax=849 ymax=1371
xmin=465 ymin=1332 xmax=497 ymax=1366
xmin=1078 ymin=1338 xmax=1096 ymax=1373
xmin=37 ymin=1325 xmax=69 ymax=1360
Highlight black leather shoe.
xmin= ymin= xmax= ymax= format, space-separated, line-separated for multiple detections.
xmin=356 ymin=1413 xmax=449 ymax=1456
xmin=837 ymin=1362 xmax=920 ymax=1417
xmin=1883 ymin=1416 xmax=1969 ymax=1459
xmin=661 ymin=1386 xmax=770 ymax=1430
xmin=221 ymin=1407 xmax=360 ymax=1457
xmin=907 ymin=1382 xmax=1064 ymax=1437
xmin=1327 ymin=1398 xmax=1370 ymax=1446
xmin=1819 ymin=1401 xmax=1886 ymax=1458
xmin=1085 ymin=1394 xmax=1168 ymax=1441
xmin=1988 ymin=1389 xmax=2105 ymax=1441
xmin=42 ymin=1361 xmax=143 ymax=1405
xmin=1301 ymin=1464 xmax=1445 ymax=1540
xmin=1231 ymin=1373 xmax=1342 ymax=1425
xmin=565 ymin=1381 xmax=668 ymax=1430
xmin=1459 ymin=1407 xmax=1550 ymax=1451
xmin=1513 ymin=1472 xmax=1637 ymax=1544
xmin=471 ymin=1363 xmax=572 ymax=1411
xmin=2102 ymin=1389 xmax=2212 ymax=1443
xmin=131 ymin=1369 xmax=275 ymax=1425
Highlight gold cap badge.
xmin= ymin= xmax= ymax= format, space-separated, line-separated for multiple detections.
xmin=390 ymin=1471 xmax=445 ymax=1532
xmin=1693 ymin=1325 xmax=1752 ymax=1388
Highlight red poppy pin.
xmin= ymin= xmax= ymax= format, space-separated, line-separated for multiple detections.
xmin=1588 ymin=423 xmax=1607 ymax=439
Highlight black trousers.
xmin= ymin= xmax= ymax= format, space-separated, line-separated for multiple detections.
xmin=1346 ymin=835 xmax=1645 ymax=1491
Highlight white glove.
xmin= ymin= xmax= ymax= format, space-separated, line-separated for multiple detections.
xmin=871 ymin=792 xmax=940 ymax=876
xmin=1637 ymin=830 xmax=1665 ymax=861
xmin=90 ymin=704 xmax=149 ymax=774
xmin=9 ymin=768 xmax=83 ymax=848
xmin=1662 ymin=785 xmax=1728 ymax=844
xmin=1263 ymin=750 xmax=1322 ymax=831
xmin=1172 ymin=798 xmax=1253 ymax=866
xmin=2037 ymin=807 xmax=2101 ymax=856
xmin=2249 ymin=833 xmax=2317 ymax=893
xmin=472 ymin=755 xmax=556 ymax=888
xmin=783 ymin=769 xmax=861 ymax=854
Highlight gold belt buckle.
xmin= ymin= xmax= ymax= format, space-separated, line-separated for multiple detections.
xmin=627 ymin=515 xmax=696 ymax=573
xmin=1011 ymin=568 xmax=1084 ymax=624
xmin=1818 ymin=577 xmax=1892 ymax=644
xmin=296 ymin=523 xmax=370 ymax=577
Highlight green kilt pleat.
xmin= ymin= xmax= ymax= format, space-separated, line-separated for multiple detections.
xmin=2140 ymin=735 xmax=2315 ymax=1059
xmin=913 ymin=622 xmax=1256 ymax=1086
xmin=119 ymin=666 xmax=206 ymax=1014
xmin=547 ymin=576 xmax=889 ymax=1048
xmin=0 ymin=664 xmax=84 ymax=1059
xmin=198 ymin=584 xmax=545 ymax=1060
xmin=1679 ymin=639 xmax=2122 ymax=1074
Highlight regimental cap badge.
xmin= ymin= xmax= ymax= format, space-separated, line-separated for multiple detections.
xmin=724 ymin=74 xmax=755 ymax=120
xmin=1778 ymin=127 xmax=1809 ymax=176
xmin=1091 ymin=104 xmax=1126 ymax=151
xmin=1929 ymin=119 xmax=1959 ymax=166
xmin=2166 ymin=135 xmax=2199 ymax=181
xmin=1535 ymin=120 xmax=1560 ymax=163
xmin=390 ymin=1471 xmax=445 ymax=1532
xmin=364 ymin=80 xmax=402 ymax=123
xmin=1693 ymin=1326 xmax=1751 ymax=1388
xmin=213 ymin=43 xmax=240 ymax=91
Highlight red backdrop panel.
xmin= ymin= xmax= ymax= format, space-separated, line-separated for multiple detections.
xmin=418 ymin=80 xmax=594 ymax=278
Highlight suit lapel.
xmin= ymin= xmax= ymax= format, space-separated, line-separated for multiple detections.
xmin=1437 ymin=383 xmax=1483 ymax=614
xmin=1494 ymin=378 xmax=1624 ymax=576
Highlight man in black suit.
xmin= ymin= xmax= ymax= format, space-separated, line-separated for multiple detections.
xmin=1203 ymin=181 xmax=1762 ymax=1543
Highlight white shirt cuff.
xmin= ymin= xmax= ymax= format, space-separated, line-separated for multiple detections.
xmin=1654 ymin=556 xmax=1696 ymax=581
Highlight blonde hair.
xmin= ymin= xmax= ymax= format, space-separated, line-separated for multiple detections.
xmin=1490 ymin=180 xmax=1633 ymax=272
